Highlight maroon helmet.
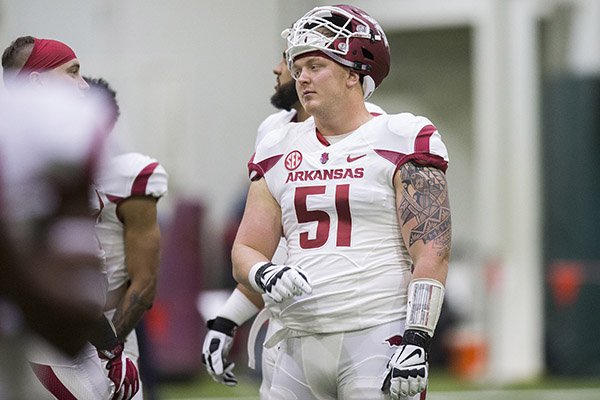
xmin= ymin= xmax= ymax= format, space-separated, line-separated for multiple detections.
xmin=283 ymin=4 xmax=390 ymax=99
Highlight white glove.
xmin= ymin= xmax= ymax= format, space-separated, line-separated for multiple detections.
xmin=202 ymin=317 xmax=238 ymax=386
xmin=249 ymin=262 xmax=312 ymax=303
xmin=382 ymin=329 xmax=430 ymax=399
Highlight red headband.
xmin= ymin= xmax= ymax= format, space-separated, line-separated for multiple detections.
xmin=17 ymin=38 xmax=77 ymax=77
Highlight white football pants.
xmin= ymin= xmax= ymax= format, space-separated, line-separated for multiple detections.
xmin=267 ymin=320 xmax=425 ymax=400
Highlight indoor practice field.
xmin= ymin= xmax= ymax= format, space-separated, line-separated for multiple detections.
xmin=2 ymin=1 xmax=600 ymax=399
xmin=158 ymin=372 xmax=600 ymax=400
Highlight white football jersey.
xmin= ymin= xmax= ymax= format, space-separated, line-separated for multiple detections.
xmin=255 ymin=109 xmax=298 ymax=149
xmin=255 ymin=102 xmax=386 ymax=149
xmin=92 ymin=153 xmax=168 ymax=291
xmin=256 ymin=110 xmax=297 ymax=265
xmin=255 ymin=102 xmax=387 ymax=266
xmin=249 ymin=113 xmax=448 ymax=334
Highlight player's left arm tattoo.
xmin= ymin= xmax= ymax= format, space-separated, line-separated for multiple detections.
xmin=112 ymin=289 xmax=153 ymax=341
xmin=398 ymin=162 xmax=451 ymax=257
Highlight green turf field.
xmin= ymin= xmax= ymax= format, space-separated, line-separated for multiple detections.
xmin=158 ymin=371 xmax=600 ymax=399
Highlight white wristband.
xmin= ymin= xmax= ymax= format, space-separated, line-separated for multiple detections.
xmin=406 ymin=278 xmax=445 ymax=336
xmin=248 ymin=262 xmax=268 ymax=293
xmin=219 ymin=288 xmax=260 ymax=326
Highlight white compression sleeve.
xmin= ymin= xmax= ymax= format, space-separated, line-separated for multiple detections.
xmin=219 ymin=288 xmax=260 ymax=326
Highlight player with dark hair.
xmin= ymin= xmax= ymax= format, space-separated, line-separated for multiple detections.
xmin=201 ymin=54 xmax=312 ymax=395
xmin=232 ymin=5 xmax=451 ymax=399
xmin=84 ymin=77 xmax=121 ymax=129
xmin=1 ymin=36 xmax=140 ymax=399
xmin=2 ymin=35 xmax=89 ymax=92
xmin=0 ymin=36 xmax=111 ymax=398
xmin=86 ymin=76 xmax=168 ymax=400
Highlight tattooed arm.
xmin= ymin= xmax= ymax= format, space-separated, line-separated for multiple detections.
xmin=112 ymin=196 xmax=161 ymax=341
xmin=394 ymin=162 xmax=451 ymax=284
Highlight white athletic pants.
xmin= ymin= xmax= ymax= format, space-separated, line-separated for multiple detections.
xmin=267 ymin=320 xmax=426 ymax=400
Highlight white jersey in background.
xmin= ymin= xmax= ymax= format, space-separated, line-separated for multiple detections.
xmin=255 ymin=109 xmax=298 ymax=150
xmin=91 ymin=152 xmax=167 ymax=400
xmin=92 ymin=152 xmax=168 ymax=292
xmin=249 ymin=112 xmax=448 ymax=341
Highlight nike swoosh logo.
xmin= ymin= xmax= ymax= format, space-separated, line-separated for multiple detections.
xmin=347 ymin=154 xmax=367 ymax=162
xmin=399 ymin=348 xmax=423 ymax=364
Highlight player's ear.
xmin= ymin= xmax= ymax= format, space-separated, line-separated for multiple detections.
xmin=27 ymin=71 xmax=43 ymax=87
xmin=346 ymin=70 xmax=361 ymax=90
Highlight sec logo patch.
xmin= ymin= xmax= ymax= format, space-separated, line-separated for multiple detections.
xmin=285 ymin=150 xmax=303 ymax=170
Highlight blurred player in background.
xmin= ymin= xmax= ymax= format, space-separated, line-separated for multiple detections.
xmin=202 ymin=51 xmax=385 ymax=398
xmin=86 ymin=76 xmax=168 ymax=400
xmin=201 ymin=54 xmax=306 ymax=396
xmin=0 ymin=36 xmax=111 ymax=399
xmin=231 ymin=4 xmax=451 ymax=400
xmin=1 ymin=36 xmax=140 ymax=399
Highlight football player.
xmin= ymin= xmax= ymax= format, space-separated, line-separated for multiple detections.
xmin=0 ymin=36 xmax=115 ymax=399
xmin=1 ymin=36 xmax=140 ymax=399
xmin=201 ymin=54 xmax=308 ymax=397
xmin=202 ymin=52 xmax=386 ymax=399
xmin=88 ymin=76 xmax=168 ymax=400
xmin=232 ymin=5 xmax=451 ymax=400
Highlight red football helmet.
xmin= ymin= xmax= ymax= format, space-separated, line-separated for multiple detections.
xmin=283 ymin=4 xmax=390 ymax=99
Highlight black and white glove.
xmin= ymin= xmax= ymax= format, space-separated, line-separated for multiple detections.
xmin=382 ymin=329 xmax=430 ymax=399
xmin=249 ymin=262 xmax=312 ymax=303
xmin=202 ymin=317 xmax=238 ymax=386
